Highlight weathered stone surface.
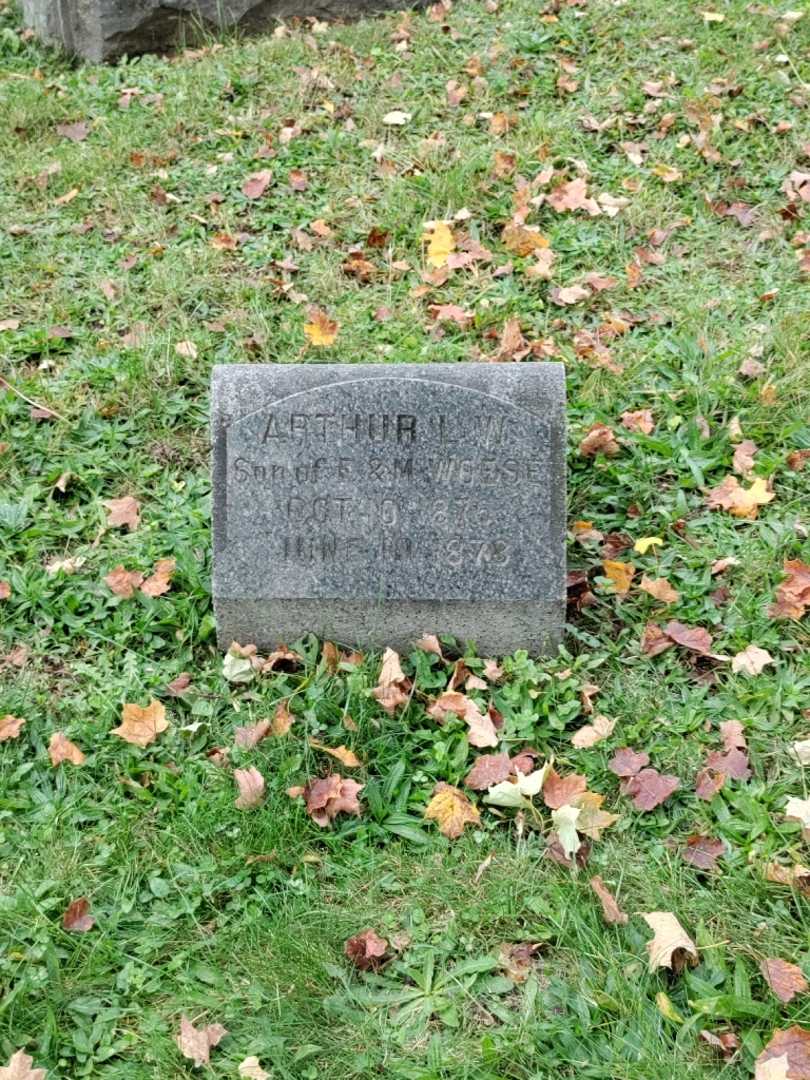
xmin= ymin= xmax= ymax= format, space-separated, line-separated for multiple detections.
xmin=212 ymin=363 xmax=566 ymax=655
xmin=22 ymin=0 xmax=414 ymax=62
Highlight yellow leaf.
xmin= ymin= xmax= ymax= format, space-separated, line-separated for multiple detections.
xmin=303 ymin=308 xmax=339 ymax=347
xmin=308 ymin=739 xmax=363 ymax=767
xmin=603 ymin=560 xmax=635 ymax=595
xmin=425 ymin=222 xmax=455 ymax=268
xmin=112 ymin=700 xmax=169 ymax=747
xmin=424 ymin=782 xmax=480 ymax=839
xmin=655 ymin=991 xmax=685 ymax=1024
xmin=634 ymin=536 xmax=664 ymax=554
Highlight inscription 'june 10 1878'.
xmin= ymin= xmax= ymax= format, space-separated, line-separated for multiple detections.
xmin=213 ymin=365 xmax=566 ymax=653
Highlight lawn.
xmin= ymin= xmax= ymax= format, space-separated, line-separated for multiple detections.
xmin=0 ymin=0 xmax=809 ymax=1075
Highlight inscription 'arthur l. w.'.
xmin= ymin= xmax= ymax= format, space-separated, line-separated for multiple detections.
xmin=212 ymin=364 xmax=566 ymax=655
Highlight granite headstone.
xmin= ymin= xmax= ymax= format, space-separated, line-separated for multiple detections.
xmin=212 ymin=363 xmax=566 ymax=655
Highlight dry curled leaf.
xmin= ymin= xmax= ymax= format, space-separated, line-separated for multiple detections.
xmin=112 ymin=700 xmax=169 ymax=747
xmin=308 ymin=739 xmax=362 ymax=767
xmin=238 ymin=1058 xmax=270 ymax=1080
xmin=103 ymin=496 xmax=140 ymax=531
xmin=104 ymin=565 xmax=144 ymax=598
xmin=372 ymin=647 xmax=409 ymax=713
xmin=641 ymin=911 xmax=698 ymax=972
xmin=760 ymin=958 xmax=809 ymax=1004
xmin=621 ymin=409 xmax=655 ymax=434
xmin=589 ymin=875 xmax=628 ymax=925
xmin=0 ymin=715 xmax=25 ymax=742
xmin=62 ymin=897 xmax=94 ymax=932
xmin=298 ymin=775 xmax=363 ymax=826
xmin=271 ymin=700 xmax=293 ymax=736
xmin=663 ymin=620 xmax=724 ymax=658
xmin=140 ymin=558 xmax=175 ymax=598
xmin=174 ymin=340 xmax=198 ymax=360
xmin=345 ymin=929 xmax=388 ymax=970
xmin=770 ymin=561 xmax=810 ymax=621
xmin=580 ymin=424 xmax=620 ymax=457
xmin=176 ymin=1015 xmax=228 ymax=1067
xmin=0 ymin=581 xmax=10 ymax=600
xmin=234 ymin=766 xmax=266 ymax=810
xmin=425 ymin=782 xmax=480 ymax=838
xmin=48 ymin=731 xmax=85 ymax=766
xmin=756 ymin=1027 xmax=810 ymax=1079
xmin=0 ymin=1051 xmax=47 ymax=1080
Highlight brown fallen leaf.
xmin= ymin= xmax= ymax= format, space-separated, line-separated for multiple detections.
xmin=571 ymin=714 xmax=615 ymax=749
xmin=308 ymin=739 xmax=362 ymax=767
xmin=415 ymin=633 xmax=444 ymax=658
xmin=682 ymin=834 xmax=725 ymax=871
xmin=234 ymin=767 xmax=265 ymax=810
xmin=0 ymin=1050 xmax=47 ymax=1080
xmin=57 ymin=120 xmax=90 ymax=142
xmin=112 ymin=700 xmax=169 ymax=747
xmin=425 ymin=782 xmax=480 ymax=839
xmin=580 ymin=423 xmax=620 ymax=457
xmin=695 ymin=767 xmax=725 ymax=801
xmin=0 ymin=715 xmax=25 ymax=742
xmin=48 ymin=731 xmax=85 ymax=766
xmin=465 ymin=752 xmax=512 ymax=790
xmin=0 ymin=581 xmax=10 ymax=600
xmin=760 ymin=958 xmax=809 ymax=1004
xmin=589 ymin=875 xmax=628 ymax=925
xmin=140 ymin=557 xmax=175 ymax=598
xmin=166 ymin=673 xmax=192 ymax=697
xmin=704 ymin=746 xmax=751 ymax=781
xmin=663 ymin=620 xmax=723 ymax=658
xmin=641 ymin=622 xmax=675 ymax=656
xmin=769 ymin=561 xmax=810 ymax=621
xmin=62 ymin=896 xmax=94 ymax=932
xmin=242 ymin=169 xmax=273 ymax=199
xmin=623 ymin=768 xmax=680 ymax=811
xmin=345 ymin=929 xmax=388 ymax=970
xmin=699 ymin=1029 xmax=740 ymax=1062
xmin=733 ymin=439 xmax=759 ymax=476
xmin=322 ymin=641 xmax=340 ymax=673
xmin=640 ymin=576 xmax=680 ymax=604
xmin=297 ymin=775 xmax=364 ymax=826
xmin=234 ymin=720 xmax=272 ymax=748
xmin=497 ymin=941 xmax=542 ymax=983
xmin=548 ymin=177 xmax=600 ymax=215
xmin=174 ymin=340 xmax=198 ymax=360
xmin=176 ymin=1015 xmax=228 ymax=1067
xmin=103 ymin=495 xmax=140 ymax=530
xmin=104 ymin=565 xmax=144 ymax=598
xmin=543 ymin=768 xmax=587 ymax=809
xmin=706 ymin=475 xmax=774 ymax=519
xmin=603 ymin=560 xmax=635 ymax=596
xmin=608 ymin=747 xmax=650 ymax=777
xmin=573 ymin=791 xmax=620 ymax=839
xmin=755 ymin=1026 xmax=810 ymax=1079
xmin=271 ymin=700 xmax=293 ymax=736
xmin=261 ymin=644 xmax=302 ymax=673
xmin=501 ymin=223 xmax=549 ymax=256
xmin=304 ymin=307 xmax=339 ymax=347
xmin=428 ymin=691 xmax=498 ymax=748
xmin=550 ymin=283 xmax=591 ymax=306
xmin=621 ymin=409 xmax=655 ymax=434
xmin=372 ymin=647 xmax=410 ymax=714
xmin=641 ymin=911 xmax=698 ymax=972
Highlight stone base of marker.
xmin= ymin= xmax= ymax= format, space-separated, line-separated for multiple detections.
xmin=22 ymin=0 xmax=419 ymax=62
xmin=212 ymin=363 xmax=566 ymax=657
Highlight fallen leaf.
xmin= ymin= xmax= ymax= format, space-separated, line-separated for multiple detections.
xmin=174 ymin=340 xmax=198 ymax=360
xmin=382 ymin=109 xmax=411 ymax=125
xmin=0 ymin=319 xmax=21 ymax=332
xmin=634 ymin=536 xmax=664 ymax=555
xmin=792 ymin=739 xmax=810 ymax=766
xmin=465 ymin=752 xmax=512 ymax=789
xmin=104 ymin=565 xmax=144 ymax=598
xmin=308 ymin=739 xmax=362 ymax=767
xmin=140 ymin=557 xmax=175 ymax=598
xmin=603 ymin=560 xmax=635 ymax=596
xmin=415 ymin=634 xmax=444 ymax=658
xmin=624 ymin=768 xmax=680 ymax=811
xmin=234 ymin=766 xmax=266 ymax=810
xmin=242 ymin=169 xmax=273 ymax=199
xmin=425 ymin=782 xmax=480 ymax=838
xmin=769 ymin=561 xmax=810 ymax=620
xmin=0 ymin=1051 xmax=47 ymax=1080
xmin=550 ymin=283 xmax=591 ymax=306
xmin=608 ymin=747 xmax=650 ymax=777
xmin=166 ymin=672 xmax=192 ymax=697
xmin=580 ymin=424 xmax=620 ymax=457
xmin=0 ymin=715 xmax=25 ymax=741
xmin=176 ymin=1015 xmax=228 ymax=1067
xmin=271 ymin=700 xmax=293 ymax=736
xmin=112 ymin=700 xmax=169 ymax=747
xmin=640 ymin=576 xmax=680 ymax=604
xmin=543 ymin=768 xmax=587 ymax=809
xmin=761 ymin=958 xmax=809 ymax=1004
xmin=552 ymin=804 xmax=581 ymax=858
xmin=704 ymin=746 xmax=751 ymax=781
xmin=706 ymin=475 xmax=775 ymax=518
xmin=732 ymin=644 xmax=774 ymax=676
xmin=756 ymin=1027 xmax=810 ymax=1080
xmin=372 ymin=647 xmax=409 ymax=713
xmin=429 ymin=691 xmax=498 ymax=748
xmin=0 ymin=581 xmax=10 ymax=600
xmin=304 ymin=307 xmax=339 ymax=347
xmin=621 ymin=409 xmax=655 ymax=434
xmin=700 ymin=1029 xmax=740 ymax=1062
xmin=590 ymin=875 xmax=628 ymax=924
xmin=651 ymin=163 xmax=682 ymax=183
xmin=497 ymin=941 xmax=542 ymax=983
xmin=103 ymin=496 xmax=140 ymax=530
xmin=548 ymin=177 xmax=600 ymax=215
xmin=641 ymin=622 xmax=675 ymax=656
xmin=682 ymin=834 xmax=725 ymax=871
xmin=57 ymin=120 xmax=90 ymax=142
xmin=48 ymin=732 xmax=85 ymax=766
xmin=733 ymin=439 xmax=759 ymax=476
xmin=62 ymin=897 xmax=94 ymax=932
xmin=299 ymin=775 xmax=364 ymax=826
xmin=486 ymin=766 xmax=548 ymax=809
xmin=571 ymin=714 xmax=616 ymax=748
xmin=234 ymin=720 xmax=271 ymax=748
xmin=663 ymin=620 xmax=721 ymax=657
xmin=426 ymin=222 xmax=455 ymax=268
xmin=695 ymin=767 xmax=725 ymax=801
xmin=641 ymin=912 xmax=698 ymax=972
xmin=786 ymin=797 xmax=810 ymax=841
xmin=288 ymin=168 xmax=308 ymax=191
xmin=501 ymin=223 xmax=549 ymax=256
xmin=345 ymin=929 xmax=388 ymax=970
xmin=238 ymin=1057 xmax=270 ymax=1080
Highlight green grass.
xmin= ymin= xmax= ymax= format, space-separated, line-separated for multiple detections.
xmin=1 ymin=0 xmax=809 ymax=1074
